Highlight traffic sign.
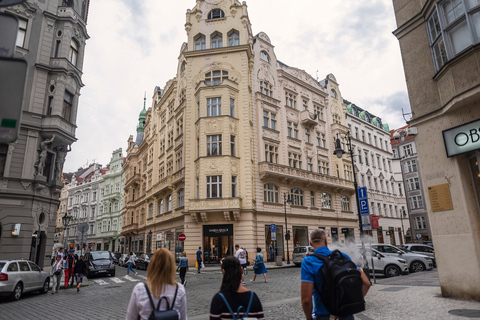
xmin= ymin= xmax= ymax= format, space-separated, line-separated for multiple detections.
xmin=271 ymin=224 xmax=276 ymax=240
xmin=77 ymin=223 xmax=89 ymax=233
xmin=178 ymin=233 xmax=186 ymax=242
xmin=358 ymin=187 xmax=370 ymax=216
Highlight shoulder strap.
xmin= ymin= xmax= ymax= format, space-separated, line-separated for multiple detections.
xmin=143 ymin=283 xmax=156 ymax=311
xmin=156 ymin=284 xmax=179 ymax=311
xmin=310 ymin=253 xmax=328 ymax=261
xmin=244 ymin=291 xmax=254 ymax=317
xmin=218 ymin=293 xmax=237 ymax=320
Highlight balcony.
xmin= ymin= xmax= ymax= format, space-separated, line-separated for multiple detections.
xmin=153 ymin=176 xmax=172 ymax=194
xmin=173 ymin=168 xmax=184 ymax=185
xmin=300 ymin=110 xmax=317 ymax=127
xmin=189 ymin=197 xmax=242 ymax=212
xmin=122 ymin=223 xmax=138 ymax=234
xmin=125 ymin=173 xmax=141 ymax=188
xmin=41 ymin=115 xmax=76 ymax=138
xmin=258 ymin=162 xmax=354 ymax=191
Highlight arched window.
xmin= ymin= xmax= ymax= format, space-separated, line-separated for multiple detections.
xmin=167 ymin=195 xmax=172 ymax=211
xmin=195 ymin=35 xmax=206 ymax=50
xmin=205 ymin=70 xmax=228 ymax=86
xmin=211 ymin=33 xmax=223 ymax=48
xmin=341 ymin=196 xmax=350 ymax=211
xmin=330 ymin=89 xmax=337 ymax=99
xmin=290 ymin=188 xmax=304 ymax=206
xmin=260 ymin=51 xmax=270 ymax=63
xmin=310 ymin=191 xmax=315 ymax=207
xmin=148 ymin=203 xmax=153 ymax=218
xmin=208 ymin=9 xmax=225 ymax=20
xmin=178 ymin=188 xmax=185 ymax=207
xmin=321 ymin=193 xmax=331 ymax=209
xmin=228 ymin=31 xmax=239 ymax=46
xmin=263 ymin=183 xmax=279 ymax=203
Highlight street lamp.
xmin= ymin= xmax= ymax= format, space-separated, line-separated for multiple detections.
xmin=333 ymin=131 xmax=368 ymax=271
xmin=147 ymin=230 xmax=152 ymax=255
xmin=283 ymin=192 xmax=292 ymax=264
xmin=400 ymin=208 xmax=407 ymax=244
xmin=61 ymin=213 xmax=71 ymax=250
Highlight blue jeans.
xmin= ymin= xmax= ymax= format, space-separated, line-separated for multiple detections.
xmin=127 ymin=262 xmax=136 ymax=274
xmin=197 ymin=260 xmax=201 ymax=272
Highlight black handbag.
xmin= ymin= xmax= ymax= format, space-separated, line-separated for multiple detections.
xmin=144 ymin=283 xmax=179 ymax=320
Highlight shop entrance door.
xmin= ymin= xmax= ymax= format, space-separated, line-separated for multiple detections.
xmin=203 ymin=224 xmax=233 ymax=264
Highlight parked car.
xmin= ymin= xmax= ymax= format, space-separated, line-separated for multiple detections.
xmin=136 ymin=253 xmax=150 ymax=270
xmin=366 ymin=249 xmax=409 ymax=277
xmin=119 ymin=254 xmax=130 ymax=267
xmin=292 ymin=246 xmax=314 ymax=267
xmin=84 ymin=251 xmax=115 ymax=277
xmin=111 ymin=252 xmax=120 ymax=265
xmin=399 ymin=244 xmax=436 ymax=267
xmin=0 ymin=259 xmax=50 ymax=301
xmin=370 ymin=244 xmax=434 ymax=273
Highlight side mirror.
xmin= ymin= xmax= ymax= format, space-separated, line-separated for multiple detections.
xmin=377 ymin=256 xmax=381 ymax=260
xmin=397 ymin=251 xmax=403 ymax=254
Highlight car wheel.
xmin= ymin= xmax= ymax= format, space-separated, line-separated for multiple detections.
xmin=11 ymin=283 xmax=22 ymax=301
xmin=111 ymin=270 xmax=115 ymax=277
xmin=384 ymin=265 xmax=401 ymax=277
xmin=39 ymin=279 xmax=50 ymax=294
xmin=410 ymin=261 xmax=426 ymax=273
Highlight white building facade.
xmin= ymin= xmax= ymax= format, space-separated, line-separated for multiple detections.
xmin=345 ymin=104 xmax=410 ymax=245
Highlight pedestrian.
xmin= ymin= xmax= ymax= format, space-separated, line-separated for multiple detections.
xmin=64 ymin=249 xmax=76 ymax=288
xmin=126 ymin=248 xmax=187 ymax=320
xmin=235 ymin=244 xmax=247 ymax=285
xmin=127 ymin=252 xmax=138 ymax=276
xmin=251 ymin=247 xmax=268 ymax=283
xmin=69 ymin=250 xmax=79 ymax=287
xmin=301 ymin=229 xmax=371 ymax=320
xmin=196 ymin=246 xmax=202 ymax=274
xmin=177 ymin=251 xmax=189 ymax=286
xmin=51 ymin=255 xmax=63 ymax=294
xmin=74 ymin=255 xmax=87 ymax=292
xmin=209 ymin=256 xmax=264 ymax=319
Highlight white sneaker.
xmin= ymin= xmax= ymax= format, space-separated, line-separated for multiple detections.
xmin=135 ymin=272 xmax=138 ymax=276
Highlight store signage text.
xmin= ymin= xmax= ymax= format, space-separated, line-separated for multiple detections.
xmin=443 ymin=119 xmax=480 ymax=157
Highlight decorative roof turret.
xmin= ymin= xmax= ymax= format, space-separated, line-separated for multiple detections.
xmin=136 ymin=93 xmax=147 ymax=133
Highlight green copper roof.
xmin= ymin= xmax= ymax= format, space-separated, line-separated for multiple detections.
xmin=383 ymin=123 xmax=390 ymax=132
xmin=346 ymin=104 xmax=353 ymax=114
xmin=359 ymin=111 xmax=366 ymax=120
xmin=137 ymin=94 xmax=147 ymax=132
xmin=372 ymin=117 xmax=378 ymax=126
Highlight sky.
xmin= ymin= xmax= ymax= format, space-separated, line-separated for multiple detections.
xmin=63 ymin=0 xmax=411 ymax=172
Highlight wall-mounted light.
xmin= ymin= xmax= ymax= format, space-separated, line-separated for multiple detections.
xmin=11 ymin=223 xmax=21 ymax=237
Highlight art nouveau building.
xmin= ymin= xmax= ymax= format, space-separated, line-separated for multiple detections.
xmin=0 ymin=0 xmax=89 ymax=267
xmin=121 ymin=0 xmax=360 ymax=264
xmin=345 ymin=104 xmax=409 ymax=245
xmin=393 ymin=0 xmax=480 ymax=300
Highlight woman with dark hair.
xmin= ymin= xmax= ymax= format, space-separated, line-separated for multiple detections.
xmin=251 ymin=248 xmax=268 ymax=283
xmin=209 ymin=256 xmax=264 ymax=319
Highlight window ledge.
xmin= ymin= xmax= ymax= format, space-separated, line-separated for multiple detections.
xmin=291 ymin=205 xmax=308 ymax=209
xmin=310 ymin=207 xmax=319 ymax=211
xmin=263 ymin=202 xmax=282 ymax=207
xmin=147 ymin=217 xmax=153 ymax=220
xmin=322 ymin=208 xmax=335 ymax=212
xmin=341 ymin=210 xmax=354 ymax=214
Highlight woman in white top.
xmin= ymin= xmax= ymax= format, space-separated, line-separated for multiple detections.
xmin=126 ymin=248 xmax=187 ymax=320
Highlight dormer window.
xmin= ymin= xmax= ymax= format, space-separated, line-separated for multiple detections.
xmin=208 ymin=9 xmax=225 ymax=20
xmin=211 ymin=33 xmax=223 ymax=48
xmin=181 ymin=61 xmax=186 ymax=72
xmin=195 ymin=35 xmax=206 ymax=50
xmin=228 ymin=31 xmax=239 ymax=46
xmin=260 ymin=51 xmax=270 ymax=63
xmin=205 ymin=70 xmax=228 ymax=86
xmin=330 ymin=89 xmax=337 ymax=99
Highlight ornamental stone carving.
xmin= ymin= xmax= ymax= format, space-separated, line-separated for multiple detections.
xmin=223 ymin=211 xmax=231 ymax=221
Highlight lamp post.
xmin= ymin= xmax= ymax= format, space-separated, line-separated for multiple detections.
xmin=333 ymin=131 xmax=368 ymax=272
xmin=61 ymin=213 xmax=71 ymax=250
xmin=147 ymin=230 xmax=152 ymax=255
xmin=400 ymin=208 xmax=408 ymax=244
xmin=283 ymin=192 xmax=292 ymax=264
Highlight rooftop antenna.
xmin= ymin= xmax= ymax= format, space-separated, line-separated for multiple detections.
xmin=401 ymin=108 xmax=413 ymax=123
xmin=316 ymin=70 xmax=319 ymax=81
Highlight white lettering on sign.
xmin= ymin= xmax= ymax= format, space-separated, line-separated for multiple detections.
xmin=443 ymin=119 xmax=480 ymax=157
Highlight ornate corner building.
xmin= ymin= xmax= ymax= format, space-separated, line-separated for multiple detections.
xmin=0 ymin=0 xmax=89 ymax=267
xmin=121 ymin=0 xmax=368 ymax=264
xmin=392 ymin=0 xmax=480 ymax=300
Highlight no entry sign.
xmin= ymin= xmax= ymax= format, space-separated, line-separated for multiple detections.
xmin=178 ymin=233 xmax=186 ymax=242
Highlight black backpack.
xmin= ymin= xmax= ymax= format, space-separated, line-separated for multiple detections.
xmin=311 ymin=250 xmax=365 ymax=317
xmin=143 ymin=283 xmax=179 ymax=320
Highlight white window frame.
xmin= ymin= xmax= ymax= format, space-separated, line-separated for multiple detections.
xmin=207 ymin=97 xmax=222 ymax=116
xmin=207 ymin=175 xmax=222 ymax=198
xmin=264 ymin=183 xmax=279 ymax=203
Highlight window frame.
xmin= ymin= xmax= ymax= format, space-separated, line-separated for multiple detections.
xmin=206 ymin=175 xmax=223 ymax=198
xmin=206 ymin=97 xmax=222 ymax=116
xmin=206 ymin=134 xmax=222 ymax=156
xmin=207 ymin=9 xmax=225 ymax=20
xmin=264 ymin=183 xmax=279 ymax=203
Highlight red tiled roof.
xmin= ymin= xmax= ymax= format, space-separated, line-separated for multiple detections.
xmin=390 ymin=125 xmax=415 ymax=146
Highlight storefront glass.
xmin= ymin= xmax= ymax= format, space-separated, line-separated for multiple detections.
xmin=175 ymin=229 xmax=185 ymax=263
xmin=293 ymin=226 xmax=308 ymax=247
xmin=203 ymin=224 xmax=233 ymax=264
xmin=264 ymin=225 xmax=284 ymax=262
xmin=331 ymin=227 xmax=339 ymax=243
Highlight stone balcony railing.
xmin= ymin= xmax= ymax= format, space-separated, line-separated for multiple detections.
xmin=300 ymin=110 xmax=317 ymax=126
xmin=173 ymin=168 xmax=184 ymax=185
xmin=258 ymin=162 xmax=354 ymax=190
xmin=42 ymin=115 xmax=76 ymax=137
xmin=122 ymin=223 xmax=138 ymax=233
xmin=125 ymin=173 xmax=141 ymax=188
xmin=189 ymin=197 xmax=241 ymax=212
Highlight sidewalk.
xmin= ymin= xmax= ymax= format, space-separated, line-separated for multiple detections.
xmin=200 ymin=260 xmax=297 ymax=272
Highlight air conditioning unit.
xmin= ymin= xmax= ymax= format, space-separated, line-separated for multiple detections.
xmin=406 ymin=127 xmax=418 ymax=136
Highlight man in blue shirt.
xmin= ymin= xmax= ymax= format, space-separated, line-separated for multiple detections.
xmin=301 ymin=229 xmax=370 ymax=320
xmin=196 ymin=247 xmax=202 ymax=273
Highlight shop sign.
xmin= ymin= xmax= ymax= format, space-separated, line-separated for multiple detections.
xmin=204 ymin=224 xmax=233 ymax=237
xmin=443 ymin=119 xmax=480 ymax=157
xmin=156 ymin=233 xmax=163 ymax=241
xmin=371 ymin=216 xmax=381 ymax=229
xmin=341 ymin=228 xmax=349 ymax=234
xmin=166 ymin=231 xmax=174 ymax=241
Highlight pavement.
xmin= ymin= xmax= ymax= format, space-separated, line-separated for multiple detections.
xmin=0 ymin=262 xmax=479 ymax=319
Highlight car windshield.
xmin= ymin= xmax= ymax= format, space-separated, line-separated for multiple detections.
xmin=91 ymin=252 xmax=110 ymax=260
xmin=294 ymin=247 xmax=307 ymax=253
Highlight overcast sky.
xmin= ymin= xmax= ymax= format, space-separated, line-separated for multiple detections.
xmin=63 ymin=0 xmax=410 ymax=172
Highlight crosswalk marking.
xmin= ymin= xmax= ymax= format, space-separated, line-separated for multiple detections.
xmin=137 ymin=275 xmax=147 ymax=280
xmin=124 ymin=275 xmax=140 ymax=282
xmin=110 ymin=277 xmax=125 ymax=283
xmin=94 ymin=279 xmax=108 ymax=285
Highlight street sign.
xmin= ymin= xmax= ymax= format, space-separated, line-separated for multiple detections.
xmin=166 ymin=231 xmax=174 ymax=241
xmin=416 ymin=233 xmax=422 ymax=240
xmin=358 ymin=187 xmax=370 ymax=215
xmin=362 ymin=215 xmax=372 ymax=231
xmin=271 ymin=224 xmax=276 ymax=240
xmin=77 ymin=223 xmax=89 ymax=233
xmin=178 ymin=233 xmax=186 ymax=242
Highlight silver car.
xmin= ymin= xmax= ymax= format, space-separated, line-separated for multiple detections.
xmin=399 ymin=244 xmax=436 ymax=267
xmin=0 ymin=259 xmax=50 ymax=301
xmin=367 ymin=249 xmax=409 ymax=277
xmin=371 ymin=244 xmax=434 ymax=273
xmin=292 ymin=246 xmax=314 ymax=266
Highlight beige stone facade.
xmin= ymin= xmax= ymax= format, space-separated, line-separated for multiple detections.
xmin=122 ymin=0 xmax=360 ymax=265
xmin=393 ymin=0 xmax=480 ymax=300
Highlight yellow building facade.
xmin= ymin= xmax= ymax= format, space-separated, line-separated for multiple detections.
xmin=122 ymin=0 xmax=358 ymax=265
